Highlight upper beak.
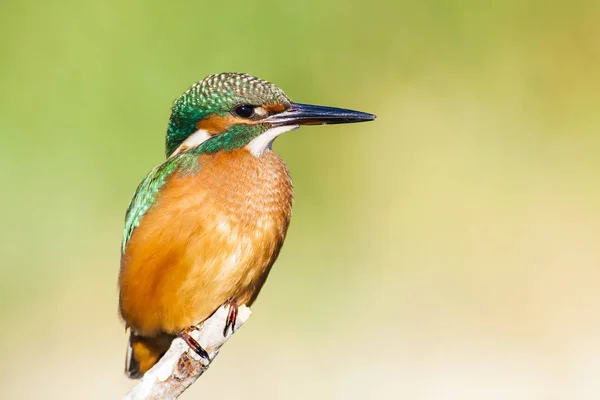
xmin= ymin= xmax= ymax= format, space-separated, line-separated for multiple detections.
xmin=266 ymin=102 xmax=376 ymax=127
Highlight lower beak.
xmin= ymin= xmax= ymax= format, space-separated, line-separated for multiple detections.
xmin=266 ymin=102 xmax=376 ymax=127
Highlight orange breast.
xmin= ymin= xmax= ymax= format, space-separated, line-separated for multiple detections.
xmin=119 ymin=149 xmax=293 ymax=336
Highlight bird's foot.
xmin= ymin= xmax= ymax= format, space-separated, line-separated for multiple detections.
xmin=223 ymin=298 xmax=238 ymax=337
xmin=177 ymin=326 xmax=210 ymax=361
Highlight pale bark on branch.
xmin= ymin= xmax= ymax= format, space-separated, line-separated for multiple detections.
xmin=122 ymin=304 xmax=252 ymax=400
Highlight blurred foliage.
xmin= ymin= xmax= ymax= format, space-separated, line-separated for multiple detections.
xmin=1 ymin=0 xmax=600 ymax=399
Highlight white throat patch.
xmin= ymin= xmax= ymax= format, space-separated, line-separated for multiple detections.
xmin=169 ymin=129 xmax=211 ymax=158
xmin=246 ymin=125 xmax=299 ymax=156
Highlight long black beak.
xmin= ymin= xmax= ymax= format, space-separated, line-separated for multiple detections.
xmin=266 ymin=102 xmax=376 ymax=127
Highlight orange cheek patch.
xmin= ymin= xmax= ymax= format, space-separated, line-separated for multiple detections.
xmin=196 ymin=115 xmax=236 ymax=134
xmin=195 ymin=110 xmax=273 ymax=135
xmin=263 ymin=103 xmax=286 ymax=113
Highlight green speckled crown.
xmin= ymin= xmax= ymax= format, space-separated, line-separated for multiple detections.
xmin=166 ymin=73 xmax=290 ymax=157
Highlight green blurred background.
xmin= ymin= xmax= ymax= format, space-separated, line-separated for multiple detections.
xmin=2 ymin=0 xmax=600 ymax=398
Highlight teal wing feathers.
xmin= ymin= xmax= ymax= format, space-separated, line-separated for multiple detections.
xmin=121 ymin=153 xmax=199 ymax=254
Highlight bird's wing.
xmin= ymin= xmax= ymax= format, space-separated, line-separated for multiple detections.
xmin=121 ymin=154 xmax=197 ymax=253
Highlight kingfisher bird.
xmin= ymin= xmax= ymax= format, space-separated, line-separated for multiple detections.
xmin=118 ymin=72 xmax=375 ymax=378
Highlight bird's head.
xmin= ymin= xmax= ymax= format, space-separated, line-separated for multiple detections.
xmin=166 ymin=73 xmax=375 ymax=158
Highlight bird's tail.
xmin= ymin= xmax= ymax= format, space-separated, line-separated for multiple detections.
xmin=125 ymin=331 xmax=173 ymax=379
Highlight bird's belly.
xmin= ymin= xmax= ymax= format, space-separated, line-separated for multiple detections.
xmin=121 ymin=215 xmax=286 ymax=336
xmin=170 ymin=216 xmax=285 ymax=329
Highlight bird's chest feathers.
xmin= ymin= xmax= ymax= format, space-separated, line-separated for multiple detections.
xmin=209 ymin=214 xmax=280 ymax=283
xmin=168 ymin=149 xmax=293 ymax=287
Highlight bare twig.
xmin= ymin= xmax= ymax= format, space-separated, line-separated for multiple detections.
xmin=122 ymin=304 xmax=252 ymax=400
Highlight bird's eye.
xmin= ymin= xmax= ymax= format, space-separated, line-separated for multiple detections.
xmin=234 ymin=104 xmax=255 ymax=119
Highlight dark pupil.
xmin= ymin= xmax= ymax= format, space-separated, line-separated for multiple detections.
xmin=235 ymin=105 xmax=254 ymax=118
